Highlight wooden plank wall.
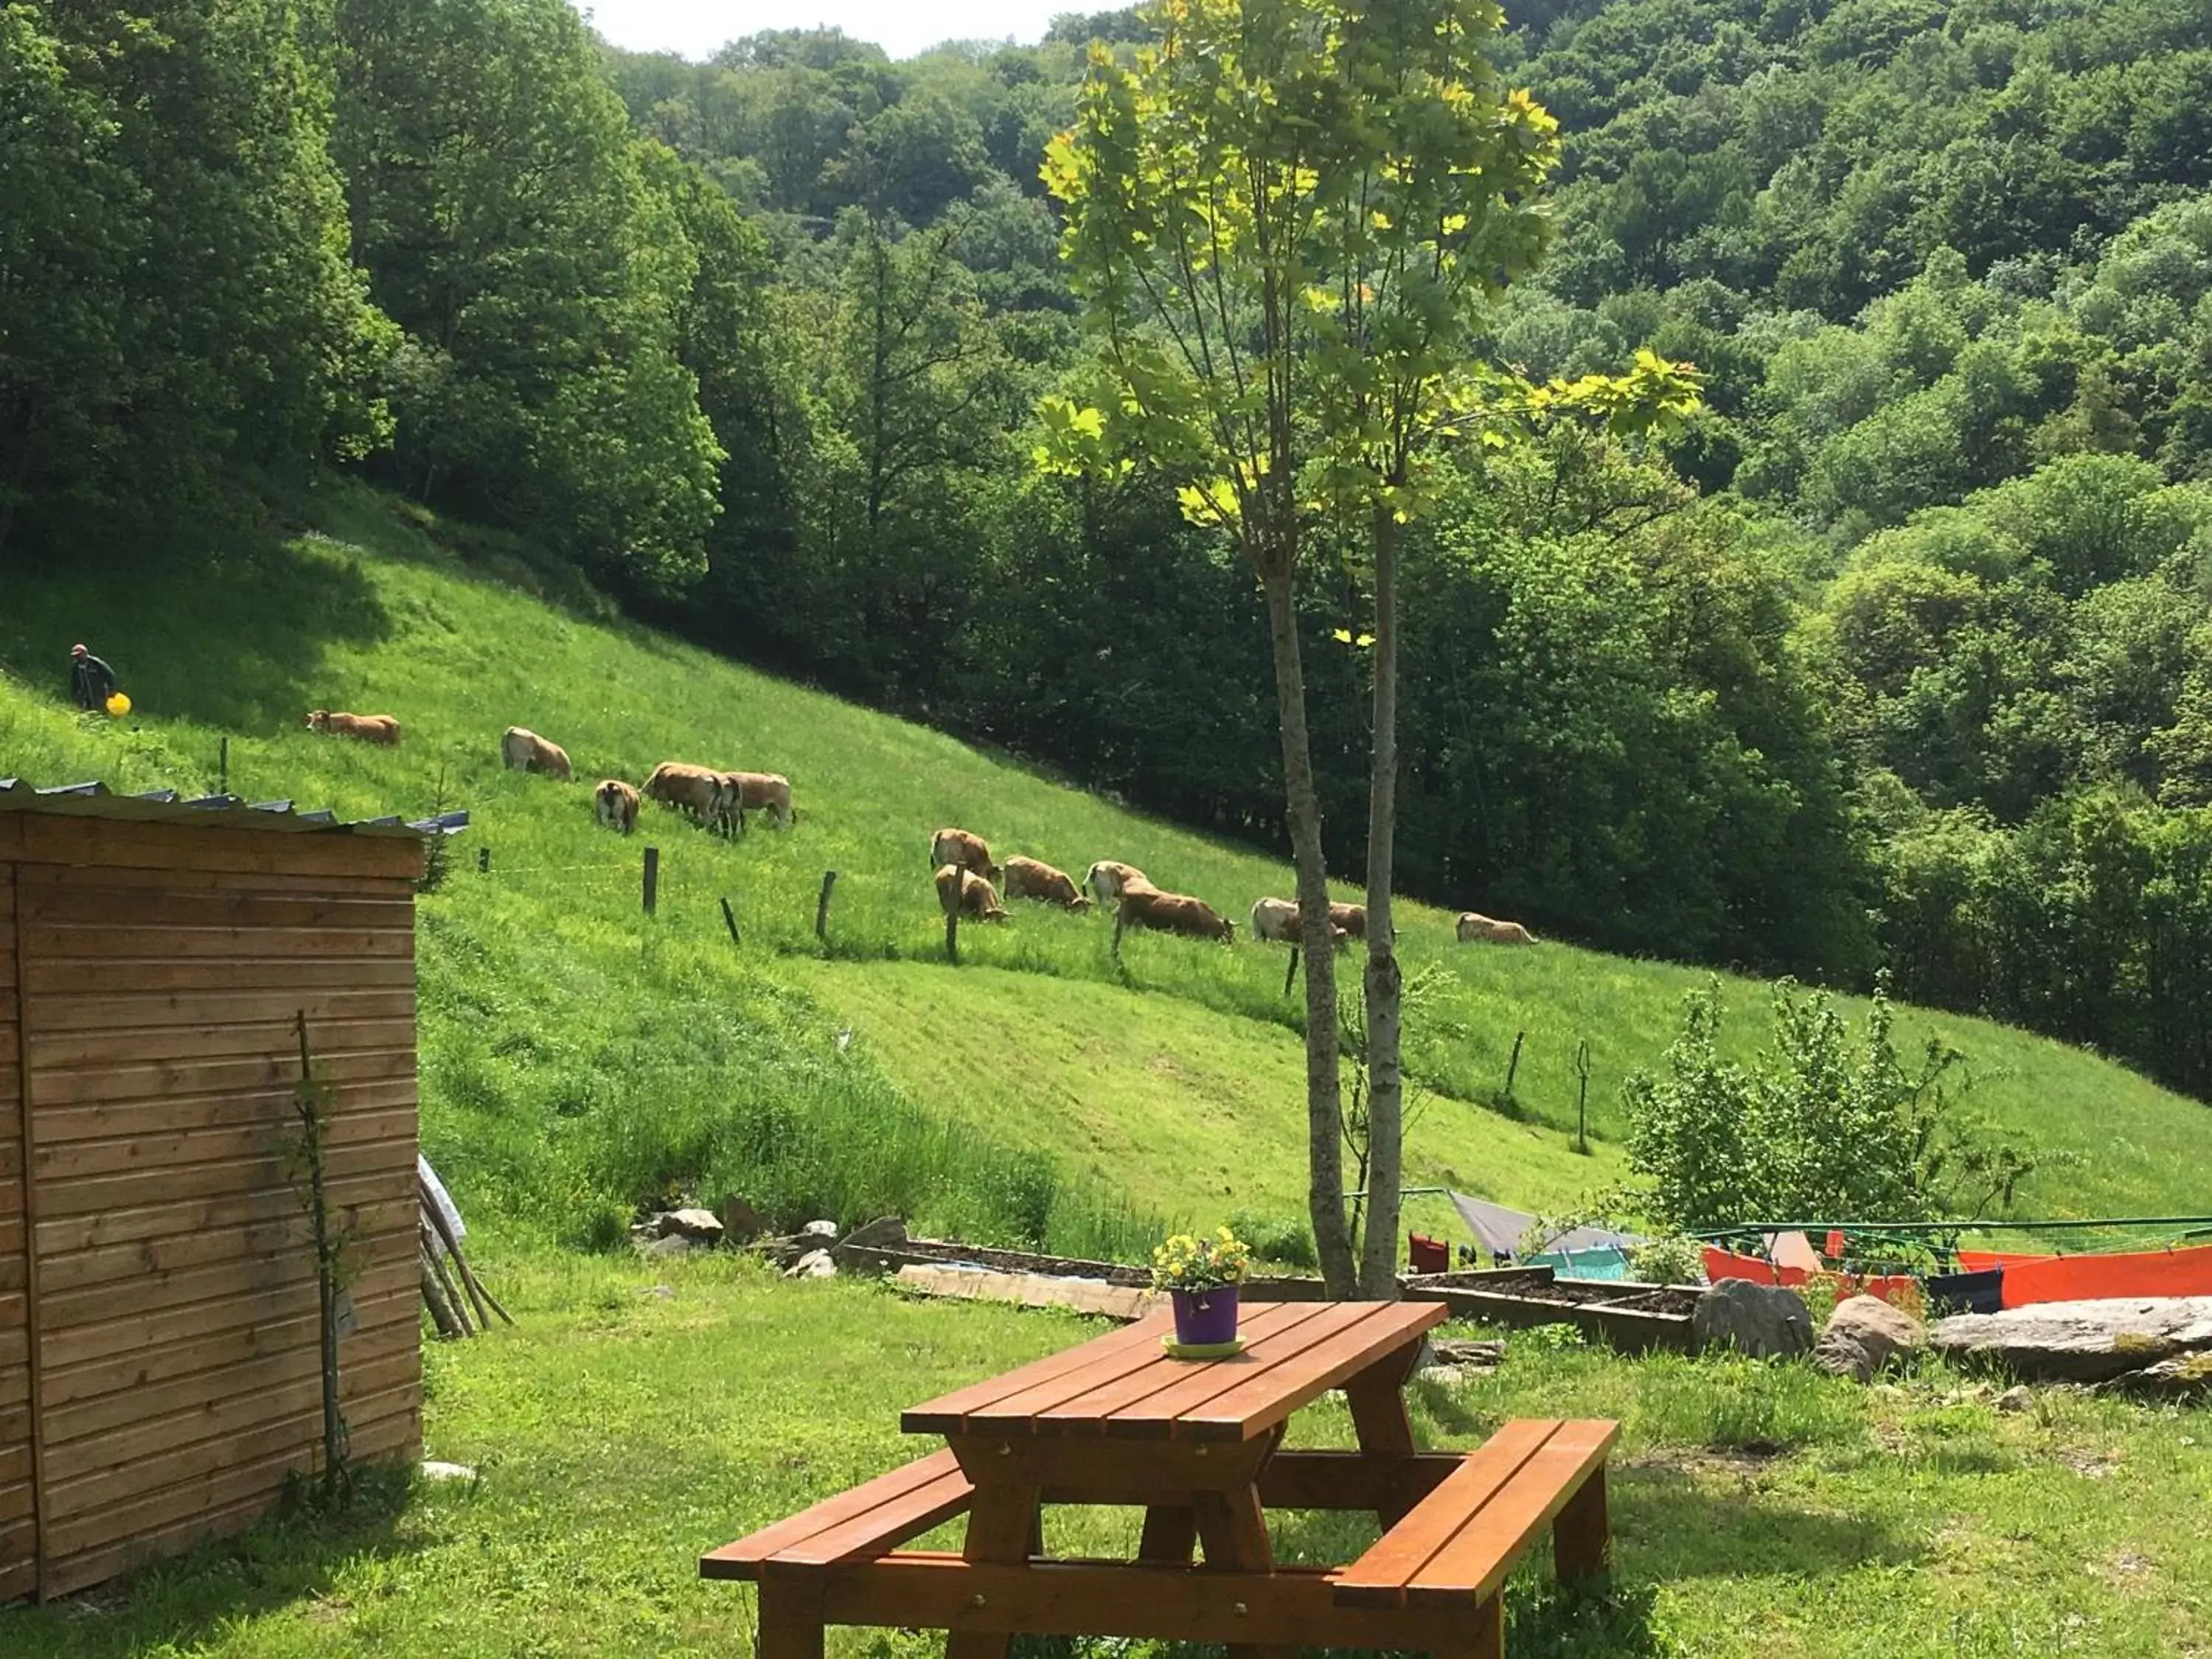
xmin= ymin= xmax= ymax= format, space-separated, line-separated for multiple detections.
xmin=0 ymin=864 xmax=35 ymax=1604
xmin=8 ymin=821 xmax=423 ymax=1599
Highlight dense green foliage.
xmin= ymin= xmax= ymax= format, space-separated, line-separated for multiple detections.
xmin=1623 ymin=975 xmax=2031 ymax=1231
xmin=7 ymin=0 xmax=2212 ymax=1093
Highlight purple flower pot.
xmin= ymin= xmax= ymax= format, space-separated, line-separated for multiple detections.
xmin=1170 ymin=1285 xmax=1240 ymax=1347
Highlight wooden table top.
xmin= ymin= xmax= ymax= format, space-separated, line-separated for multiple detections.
xmin=902 ymin=1299 xmax=1445 ymax=1444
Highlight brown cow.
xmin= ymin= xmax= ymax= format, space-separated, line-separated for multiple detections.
xmin=935 ymin=863 xmax=1009 ymax=922
xmin=1118 ymin=880 xmax=1236 ymax=943
xmin=1003 ymin=855 xmax=1091 ymax=911
xmin=1085 ymin=860 xmax=1149 ymax=908
xmin=931 ymin=827 xmax=1001 ymax=882
xmin=1457 ymin=911 xmax=1537 ymax=946
xmin=720 ymin=771 xmax=793 ymax=830
xmin=594 ymin=779 xmax=639 ymax=834
xmin=1251 ymin=897 xmax=1354 ymax=945
xmin=305 ymin=710 xmax=401 ymax=746
xmin=645 ymin=761 xmax=728 ymax=831
xmin=501 ymin=726 xmax=572 ymax=780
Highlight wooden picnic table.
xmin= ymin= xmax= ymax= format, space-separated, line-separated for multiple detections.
xmin=706 ymin=1298 xmax=1618 ymax=1659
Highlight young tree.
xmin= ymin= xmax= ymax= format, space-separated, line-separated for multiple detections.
xmin=1040 ymin=0 xmax=1382 ymax=1292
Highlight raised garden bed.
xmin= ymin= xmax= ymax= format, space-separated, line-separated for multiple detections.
xmin=1403 ymin=1266 xmax=1700 ymax=1354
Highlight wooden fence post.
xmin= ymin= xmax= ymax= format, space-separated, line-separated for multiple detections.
xmin=477 ymin=846 xmax=490 ymax=874
xmin=642 ymin=846 xmax=659 ymax=915
xmin=218 ymin=735 xmax=229 ymax=796
xmin=816 ymin=871 xmax=838 ymax=943
xmin=720 ymin=896 xmax=740 ymax=945
xmin=1282 ymin=945 xmax=1300 ymax=998
xmin=945 ymin=905 xmax=960 ymax=965
xmin=1573 ymin=1038 xmax=1592 ymax=1155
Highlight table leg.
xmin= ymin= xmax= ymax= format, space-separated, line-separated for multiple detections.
xmin=1553 ymin=1465 xmax=1612 ymax=1580
xmin=947 ymin=1482 xmax=1039 ymax=1659
xmin=1137 ymin=1504 xmax=1197 ymax=1565
xmin=1192 ymin=1484 xmax=1291 ymax=1659
xmin=1343 ymin=1342 xmax=1422 ymax=1526
xmin=757 ymin=1572 xmax=825 ymax=1659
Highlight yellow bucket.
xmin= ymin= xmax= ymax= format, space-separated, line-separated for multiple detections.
xmin=105 ymin=691 xmax=131 ymax=717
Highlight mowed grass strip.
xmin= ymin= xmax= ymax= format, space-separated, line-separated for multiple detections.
xmin=1 ymin=473 xmax=2208 ymax=1237
xmin=0 ymin=1250 xmax=2203 ymax=1658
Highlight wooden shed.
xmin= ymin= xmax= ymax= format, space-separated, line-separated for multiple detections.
xmin=0 ymin=780 xmax=437 ymax=1601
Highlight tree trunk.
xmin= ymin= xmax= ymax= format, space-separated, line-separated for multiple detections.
xmin=1262 ymin=568 xmax=1355 ymax=1296
xmin=1358 ymin=501 xmax=1405 ymax=1300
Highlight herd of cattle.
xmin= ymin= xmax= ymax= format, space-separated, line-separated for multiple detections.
xmin=926 ymin=827 xmax=1538 ymax=949
xmin=302 ymin=707 xmax=1537 ymax=947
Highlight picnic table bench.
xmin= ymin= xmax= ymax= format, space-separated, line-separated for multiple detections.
xmin=703 ymin=1300 xmax=1618 ymax=1659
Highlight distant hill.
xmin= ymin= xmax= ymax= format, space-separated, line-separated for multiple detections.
xmin=2 ymin=477 xmax=2206 ymax=1258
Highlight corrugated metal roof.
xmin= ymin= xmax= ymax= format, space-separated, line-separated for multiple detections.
xmin=0 ymin=778 xmax=467 ymax=839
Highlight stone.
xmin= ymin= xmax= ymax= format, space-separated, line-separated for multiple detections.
xmin=1693 ymin=1279 xmax=1814 ymax=1360
xmin=1930 ymin=1297 xmax=2212 ymax=1383
xmin=836 ymin=1216 xmax=909 ymax=1253
xmin=658 ymin=1208 xmax=726 ymax=1245
xmin=803 ymin=1219 xmax=839 ymax=1240
xmin=1427 ymin=1338 xmax=1506 ymax=1370
xmin=419 ymin=1461 xmax=477 ymax=1482
xmin=2096 ymin=1352 xmax=2212 ymax=1400
xmin=785 ymin=1248 xmax=836 ymax=1279
xmin=1813 ymin=1295 xmax=1927 ymax=1382
xmin=643 ymin=1234 xmax=692 ymax=1259
xmin=1995 ymin=1385 xmax=2033 ymax=1413
xmin=1421 ymin=1366 xmax=1468 ymax=1388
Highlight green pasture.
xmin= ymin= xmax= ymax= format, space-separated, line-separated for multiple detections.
xmin=1 ymin=474 xmax=2208 ymax=1248
xmin=0 ymin=1247 xmax=2202 ymax=1658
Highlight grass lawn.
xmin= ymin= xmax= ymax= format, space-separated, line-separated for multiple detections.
xmin=1 ymin=1238 xmax=2204 ymax=1658
xmin=1 ymin=475 xmax=2208 ymax=1253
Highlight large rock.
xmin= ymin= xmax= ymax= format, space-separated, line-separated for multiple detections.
xmin=1814 ymin=1295 xmax=1927 ymax=1382
xmin=785 ymin=1248 xmax=837 ymax=1279
xmin=658 ymin=1208 xmax=726 ymax=1245
xmin=1931 ymin=1297 xmax=2212 ymax=1382
xmin=2097 ymin=1352 xmax=2212 ymax=1400
xmin=1693 ymin=1279 xmax=1813 ymax=1359
xmin=835 ymin=1217 xmax=910 ymax=1259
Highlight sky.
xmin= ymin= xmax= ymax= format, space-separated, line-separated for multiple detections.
xmin=573 ymin=0 xmax=1071 ymax=62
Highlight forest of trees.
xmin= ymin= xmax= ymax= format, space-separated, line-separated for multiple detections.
xmin=4 ymin=0 xmax=2211 ymax=1092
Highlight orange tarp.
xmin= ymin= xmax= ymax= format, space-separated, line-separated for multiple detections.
xmin=1995 ymin=1242 xmax=2212 ymax=1308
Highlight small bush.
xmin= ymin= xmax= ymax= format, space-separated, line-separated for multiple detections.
xmin=1627 ymin=1234 xmax=1705 ymax=1285
xmin=1228 ymin=1210 xmax=1318 ymax=1270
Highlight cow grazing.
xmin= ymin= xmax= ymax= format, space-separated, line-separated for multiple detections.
xmin=1085 ymin=860 xmax=1150 ymax=909
xmin=1457 ymin=911 xmax=1537 ymax=946
xmin=1003 ymin=855 xmax=1091 ymax=911
xmin=645 ymin=761 xmax=730 ymax=831
xmin=720 ymin=771 xmax=793 ymax=830
xmin=1119 ymin=881 xmax=1236 ymax=944
xmin=594 ymin=779 xmax=639 ymax=834
xmin=501 ymin=726 xmax=572 ymax=780
xmin=931 ymin=828 xmax=1001 ymax=882
xmin=305 ymin=710 xmax=401 ymax=746
xmin=935 ymin=863 xmax=1009 ymax=922
xmin=1250 ymin=896 xmax=1357 ymax=945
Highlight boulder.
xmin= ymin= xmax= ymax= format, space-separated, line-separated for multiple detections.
xmin=786 ymin=1248 xmax=837 ymax=1279
xmin=1813 ymin=1295 xmax=1927 ymax=1382
xmin=642 ymin=1233 xmax=693 ymax=1259
xmin=1930 ymin=1297 xmax=2212 ymax=1383
xmin=2096 ymin=1352 xmax=2212 ymax=1401
xmin=1994 ymin=1385 xmax=2033 ymax=1413
xmin=1427 ymin=1338 xmax=1506 ymax=1370
xmin=658 ymin=1208 xmax=726 ymax=1245
xmin=1693 ymin=1279 xmax=1813 ymax=1360
xmin=803 ymin=1219 xmax=839 ymax=1240
xmin=420 ymin=1461 xmax=477 ymax=1482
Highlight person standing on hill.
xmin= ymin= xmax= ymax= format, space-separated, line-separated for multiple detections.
xmin=69 ymin=643 xmax=117 ymax=711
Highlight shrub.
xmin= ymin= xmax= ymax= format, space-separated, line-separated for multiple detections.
xmin=1622 ymin=973 xmax=2032 ymax=1231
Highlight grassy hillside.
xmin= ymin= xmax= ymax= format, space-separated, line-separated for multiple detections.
xmin=1 ymin=476 xmax=2207 ymax=1251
